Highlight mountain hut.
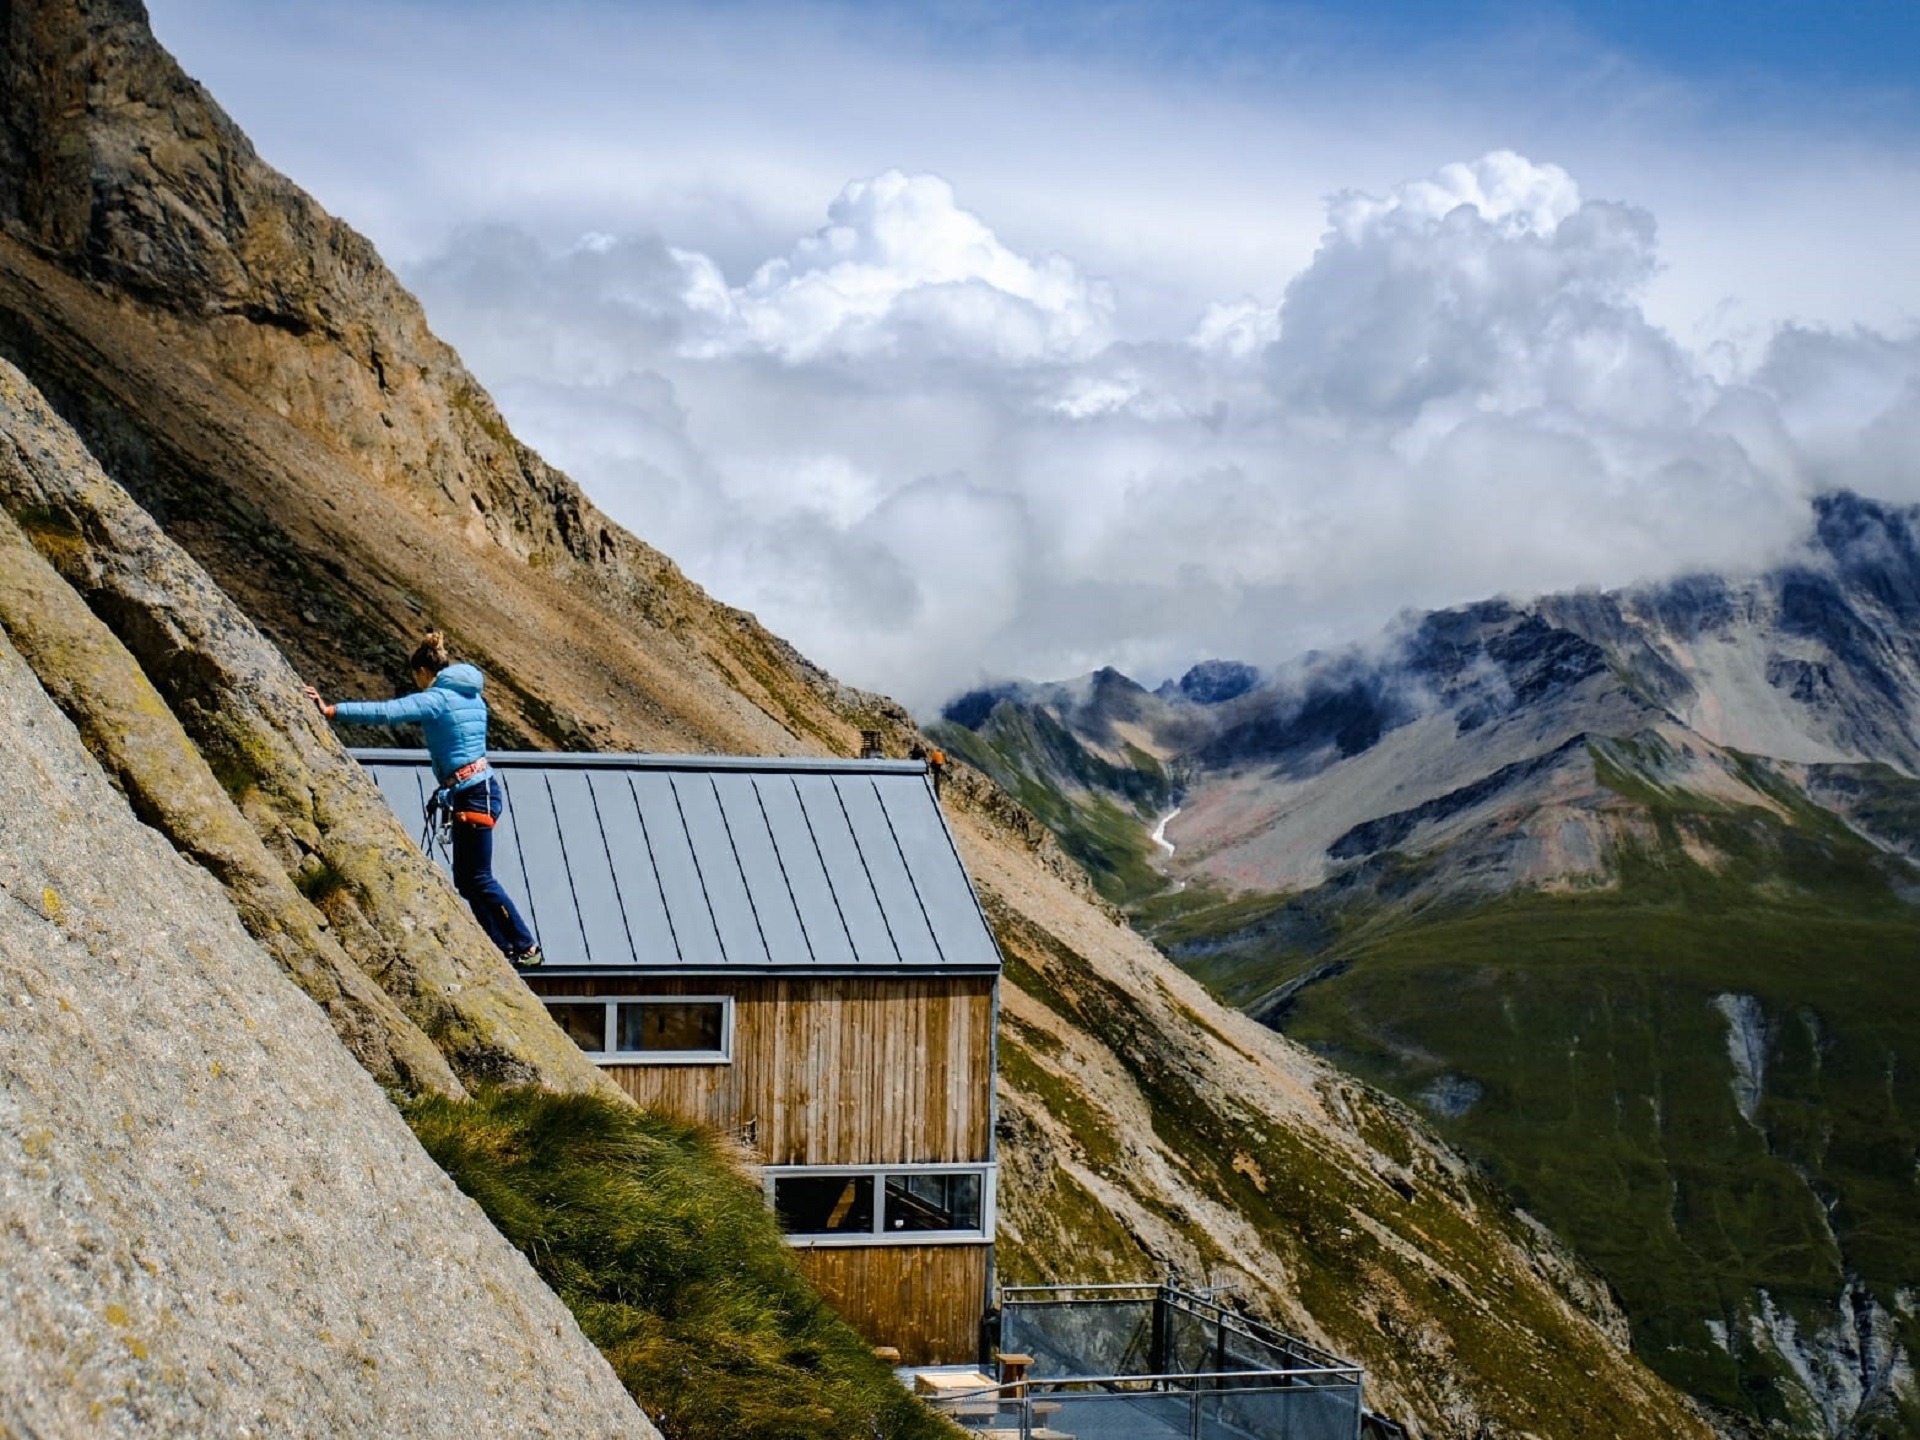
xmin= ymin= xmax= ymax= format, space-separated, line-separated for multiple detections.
xmin=356 ymin=750 xmax=1002 ymax=1366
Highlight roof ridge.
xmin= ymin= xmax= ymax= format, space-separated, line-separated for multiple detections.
xmin=351 ymin=747 xmax=927 ymax=775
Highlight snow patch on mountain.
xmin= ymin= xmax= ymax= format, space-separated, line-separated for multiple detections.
xmin=1743 ymin=1285 xmax=1919 ymax=1439
xmin=1712 ymin=993 xmax=1770 ymax=1127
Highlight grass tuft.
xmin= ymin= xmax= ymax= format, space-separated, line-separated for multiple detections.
xmin=293 ymin=853 xmax=351 ymax=904
xmin=403 ymin=1086 xmax=954 ymax=1440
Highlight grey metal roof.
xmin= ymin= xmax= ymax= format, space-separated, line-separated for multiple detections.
xmin=351 ymin=750 xmax=1003 ymax=976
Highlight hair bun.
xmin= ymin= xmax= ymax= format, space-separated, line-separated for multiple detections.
xmin=409 ymin=628 xmax=452 ymax=672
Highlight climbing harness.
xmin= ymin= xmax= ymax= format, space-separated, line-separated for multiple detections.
xmin=421 ymin=786 xmax=454 ymax=862
xmin=421 ymin=776 xmax=499 ymax=861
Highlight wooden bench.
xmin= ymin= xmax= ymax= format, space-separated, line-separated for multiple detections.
xmin=913 ymin=1368 xmax=1002 ymax=1418
xmin=913 ymin=1370 xmax=998 ymax=1398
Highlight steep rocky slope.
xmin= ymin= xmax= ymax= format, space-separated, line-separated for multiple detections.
xmin=0 ymin=514 xmax=652 ymax=1433
xmin=0 ymin=353 xmax=924 ymax=1438
xmin=0 ymin=361 xmax=614 ymax=1095
xmin=953 ymin=809 xmax=1703 ymax=1436
xmin=0 ymin=3 xmax=1717 ymax=1435
xmin=935 ymin=500 xmax=1920 ymax=1436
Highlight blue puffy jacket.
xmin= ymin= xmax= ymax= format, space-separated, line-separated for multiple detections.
xmin=333 ymin=662 xmax=492 ymax=790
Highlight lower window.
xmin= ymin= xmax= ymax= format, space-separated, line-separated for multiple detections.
xmin=766 ymin=1165 xmax=994 ymax=1245
xmin=775 ymin=1174 xmax=876 ymax=1237
xmin=541 ymin=996 xmax=732 ymax=1064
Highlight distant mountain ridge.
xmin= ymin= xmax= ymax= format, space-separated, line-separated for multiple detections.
xmin=932 ymin=489 xmax=1920 ymax=1436
xmin=943 ymin=490 xmax=1920 ymax=895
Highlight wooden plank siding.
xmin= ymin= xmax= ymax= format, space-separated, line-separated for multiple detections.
xmin=793 ymin=1244 xmax=991 ymax=1367
xmin=524 ymin=974 xmax=996 ymax=1166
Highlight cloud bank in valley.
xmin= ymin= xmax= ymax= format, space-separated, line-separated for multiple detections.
xmin=407 ymin=152 xmax=1920 ymax=713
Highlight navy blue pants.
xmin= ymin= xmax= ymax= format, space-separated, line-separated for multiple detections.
xmin=450 ymin=777 xmax=537 ymax=955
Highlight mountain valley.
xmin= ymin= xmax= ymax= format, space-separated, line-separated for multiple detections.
xmin=934 ymin=495 xmax=1920 ymax=1434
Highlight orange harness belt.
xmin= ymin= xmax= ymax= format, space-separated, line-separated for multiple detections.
xmin=448 ymin=758 xmax=495 ymax=826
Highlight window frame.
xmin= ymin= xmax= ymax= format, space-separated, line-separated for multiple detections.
xmin=540 ymin=994 xmax=734 ymax=1066
xmin=763 ymin=1163 xmax=996 ymax=1247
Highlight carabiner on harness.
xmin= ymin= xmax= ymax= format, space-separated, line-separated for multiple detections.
xmin=421 ymin=786 xmax=454 ymax=862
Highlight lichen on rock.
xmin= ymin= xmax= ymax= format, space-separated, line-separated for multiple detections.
xmin=0 ymin=357 xmax=611 ymax=1095
xmin=0 ymin=615 xmax=655 ymax=1437
xmin=0 ymin=495 xmax=458 ymax=1095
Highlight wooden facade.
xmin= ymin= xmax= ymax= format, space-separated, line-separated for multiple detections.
xmin=523 ymin=970 xmax=998 ymax=1362
xmin=794 ymin=1244 xmax=992 ymax=1367
xmin=525 ymin=973 xmax=995 ymax=1166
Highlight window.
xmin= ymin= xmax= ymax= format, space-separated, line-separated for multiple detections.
xmin=774 ymin=1174 xmax=875 ymax=1237
xmin=546 ymin=1002 xmax=609 ymax=1053
xmin=541 ymin=996 xmax=732 ymax=1064
xmin=765 ymin=1165 xmax=994 ymax=1246
xmin=885 ymin=1171 xmax=983 ymax=1233
xmin=618 ymin=1000 xmax=723 ymax=1054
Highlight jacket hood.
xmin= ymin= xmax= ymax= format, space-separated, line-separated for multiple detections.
xmin=432 ymin=663 xmax=484 ymax=698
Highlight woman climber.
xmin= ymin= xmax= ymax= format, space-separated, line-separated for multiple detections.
xmin=304 ymin=629 xmax=541 ymax=968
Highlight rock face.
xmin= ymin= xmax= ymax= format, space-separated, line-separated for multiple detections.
xmin=1165 ymin=658 xmax=1264 ymax=706
xmin=0 ymin=3 xmax=1720 ymax=1437
xmin=0 ymin=591 xmax=652 ymax=1435
xmin=0 ymin=360 xmax=612 ymax=1096
xmin=0 ymin=499 xmax=455 ymax=1096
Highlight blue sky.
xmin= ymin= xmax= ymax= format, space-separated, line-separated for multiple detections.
xmin=1464 ymin=0 xmax=1917 ymax=89
xmin=835 ymin=0 xmax=1919 ymax=92
xmin=147 ymin=1 xmax=1920 ymax=707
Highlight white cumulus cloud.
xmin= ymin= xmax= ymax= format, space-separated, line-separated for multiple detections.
xmin=407 ymin=155 xmax=1920 ymax=713
xmin=1264 ymin=150 xmax=1699 ymax=429
xmin=673 ymin=171 xmax=1113 ymax=364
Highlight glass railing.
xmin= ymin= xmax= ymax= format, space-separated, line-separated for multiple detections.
xmin=928 ymin=1368 xmax=1364 ymax=1440
xmin=930 ymin=1283 xmax=1366 ymax=1440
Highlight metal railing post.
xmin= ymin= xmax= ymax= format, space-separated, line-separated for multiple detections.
xmin=1152 ymin=1288 xmax=1170 ymax=1381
